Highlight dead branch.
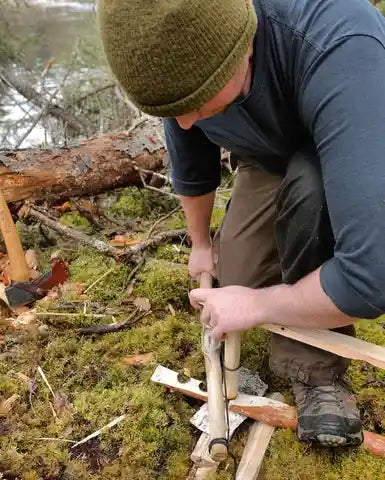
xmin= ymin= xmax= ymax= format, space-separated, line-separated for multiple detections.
xmin=77 ymin=309 xmax=150 ymax=335
xmin=19 ymin=203 xmax=187 ymax=262
xmin=70 ymin=83 xmax=116 ymax=106
xmin=19 ymin=204 xmax=121 ymax=257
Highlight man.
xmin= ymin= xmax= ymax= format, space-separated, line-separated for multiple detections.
xmin=98 ymin=0 xmax=385 ymax=448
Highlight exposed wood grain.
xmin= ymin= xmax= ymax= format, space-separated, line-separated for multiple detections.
xmin=236 ymin=393 xmax=285 ymax=480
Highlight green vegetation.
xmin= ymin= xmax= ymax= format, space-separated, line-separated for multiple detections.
xmin=110 ymin=187 xmax=178 ymax=220
xmin=60 ymin=212 xmax=93 ymax=234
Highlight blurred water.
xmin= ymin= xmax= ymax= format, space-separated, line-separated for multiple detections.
xmin=1 ymin=0 xmax=102 ymax=149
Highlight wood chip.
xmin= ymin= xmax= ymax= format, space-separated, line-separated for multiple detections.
xmin=122 ymin=352 xmax=154 ymax=366
xmin=0 ymin=394 xmax=19 ymax=417
xmin=133 ymin=297 xmax=151 ymax=311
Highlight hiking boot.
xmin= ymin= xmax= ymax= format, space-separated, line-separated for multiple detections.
xmin=292 ymin=379 xmax=363 ymax=447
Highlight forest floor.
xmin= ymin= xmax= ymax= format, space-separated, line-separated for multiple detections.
xmin=0 ymin=184 xmax=384 ymax=480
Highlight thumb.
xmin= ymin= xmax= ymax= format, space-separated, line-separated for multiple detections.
xmin=189 ymin=288 xmax=210 ymax=309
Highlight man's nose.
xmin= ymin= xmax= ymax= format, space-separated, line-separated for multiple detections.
xmin=175 ymin=112 xmax=199 ymax=129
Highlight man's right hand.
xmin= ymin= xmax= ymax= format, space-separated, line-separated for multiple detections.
xmin=188 ymin=243 xmax=217 ymax=280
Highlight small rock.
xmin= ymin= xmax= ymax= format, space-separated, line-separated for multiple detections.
xmin=15 ymin=310 xmax=36 ymax=326
xmin=37 ymin=325 xmax=49 ymax=338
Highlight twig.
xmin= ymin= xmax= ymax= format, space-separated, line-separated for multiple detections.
xmin=123 ymin=258 xmax=145 ymax=292
xmin=13 ymin=86 xmax=60 ymax=149
xmin=36 ymin=312 xmax=112 ymax=319
xmin=71 ymin=414 xmax=126 ymax=449
xmin=70 ymin=83 xmax=115 ymax=106
xmin=118 ymin=229 xmax=187 ymax=261
xmin=37 ymin=366 xmax=56 ymax=400
xmin=132 ymin=165 xmax=170 ymax=183
xmin=35 ymin=437 xmax=77 ymax=443
xmin=49 ymin=401 xmax=58 ymax=420
xmin=137 ymin=169 xmax=178 ymax=199
xmin=145 ymin=206 xmax=181 ymax=239
xmin=84 ymin=267 xmax=116 ymax=294
xmin=77 ymin=309 xmax=150 ymax=335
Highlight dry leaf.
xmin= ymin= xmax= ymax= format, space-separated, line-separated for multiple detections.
xmin=25 ymin=249 xmax=39 ymax=270
xmin=110 ymin=235 xmax=142 ymax=247
xmin=122 ymin=352 xmax=154 ymax=366
xmin=53 ymin=202 xmax=71 ymax=213
xmin=133 ymin=297 xmax=151 ymax=312
xmin=54 ymin=391 xmax=72 ymax=415
xmin=0 ymin=394 xmax=19 ymax=417
xmin=15 ymin=310 xmax=36 ymax=326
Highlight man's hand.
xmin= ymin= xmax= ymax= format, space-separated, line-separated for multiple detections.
xmin=188 ymin=243 xmax=217 ymax=280
xmin=189 ymin=285 xmax=264 ymax=340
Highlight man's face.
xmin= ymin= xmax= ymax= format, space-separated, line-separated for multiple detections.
xmin=175 ymin=47 xmax=253 ymax=130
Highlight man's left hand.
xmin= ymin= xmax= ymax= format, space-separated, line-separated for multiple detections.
xmin=189 ymin=285 xmax=265 ymax=340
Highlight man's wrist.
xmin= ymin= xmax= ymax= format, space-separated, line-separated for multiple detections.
xmin=253 ymin=283 xmax=292 ymax=326
xmin=191 ymin=237 xmax=212 ymax=249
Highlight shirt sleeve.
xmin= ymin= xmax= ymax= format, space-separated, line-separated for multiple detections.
xmin=163 ymin=118 xmax=221 ymax=196
xmin=299 ymin=35 xmax=385 ymax=318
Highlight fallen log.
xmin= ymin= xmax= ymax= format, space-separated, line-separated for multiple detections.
xmin=0 ymin=117 xmax=167 ymax=203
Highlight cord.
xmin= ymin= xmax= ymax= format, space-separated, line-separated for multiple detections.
xmin=220 ymin=345 xmax=238 ymax=480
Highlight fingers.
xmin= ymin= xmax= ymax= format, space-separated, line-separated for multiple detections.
xmin=212 ymin=325 xmax=224 ymax=341
xmin=189 ymin=288 xmax=209 ymax=309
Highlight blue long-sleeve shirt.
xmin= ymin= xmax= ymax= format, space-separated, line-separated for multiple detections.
xmin=164 ymin=0 xmax=385 ymax=320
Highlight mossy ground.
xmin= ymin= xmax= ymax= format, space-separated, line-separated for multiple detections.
xmin=1 ymin=187 xmax=385 ymax=479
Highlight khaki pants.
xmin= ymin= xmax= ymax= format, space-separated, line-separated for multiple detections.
xmin=214 ymin=148 xmax=354 ymax=386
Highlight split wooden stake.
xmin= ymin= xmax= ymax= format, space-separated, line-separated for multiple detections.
xmin=236 ymin=393 xmax=284 ymax=480
xmin=188 ymin=432 xmax=219 ymax=480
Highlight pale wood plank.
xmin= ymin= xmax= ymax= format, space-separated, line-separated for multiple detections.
xmin=262 ymin=324 xmax=385 ymax=370
xmin=236 ymin=393 xmax=284 ymax=480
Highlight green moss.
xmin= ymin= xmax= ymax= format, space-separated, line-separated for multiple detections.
xmin=155 ymin=244 xmax=189 ymax=264
xmin=60 ymin=212 xmax=93 ymax=234
xmin=133 ymin=259 xmax=190 ymax=309
xmin=69 ymin=248 xmax=131 ymax=302
xmin=211 ymin=207 xmax=226 ymax=230
xmin=260 ymin=429 xmax=385 ymax=480
xmin=110 ymin=187 xmax=178 ymax=219
xmin=164 ymin=210 xmax=187 ymax=230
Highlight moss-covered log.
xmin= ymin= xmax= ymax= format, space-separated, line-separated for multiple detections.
xmin=0 ymin=117 xmax=167 ymax=203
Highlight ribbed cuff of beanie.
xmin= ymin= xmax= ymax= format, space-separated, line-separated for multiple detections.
xmin=136 ymin=2 xmax=258 ymax=117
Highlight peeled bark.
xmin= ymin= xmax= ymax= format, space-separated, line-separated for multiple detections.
xmin=0 ymin=117 xmax=167 ymax=203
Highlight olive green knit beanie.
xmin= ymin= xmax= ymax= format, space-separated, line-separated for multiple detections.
xmin=98 ymin=0 xmax=257 ymax=117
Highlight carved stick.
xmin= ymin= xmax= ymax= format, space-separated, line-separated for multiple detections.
xmin=200 ymin=272 xmax=228 ymax=462
xmin=224 ymin=331 xmax=241 ymax=399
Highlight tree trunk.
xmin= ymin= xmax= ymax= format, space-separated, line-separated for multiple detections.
xmin=0 ymin=117 xmax=167 ymax=203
